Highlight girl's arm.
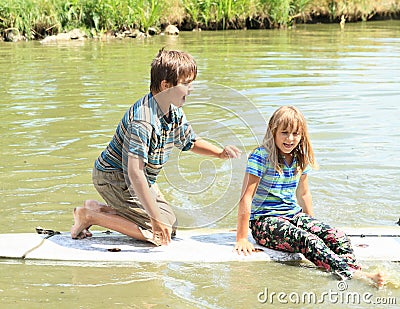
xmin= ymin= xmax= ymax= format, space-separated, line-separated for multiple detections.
xmin=296 ymin=173 xmax=314 ymax=217
xmin=234 ymin=173 xmax=260 ymax=255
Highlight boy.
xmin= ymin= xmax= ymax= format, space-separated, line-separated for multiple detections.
xmin=71 ymin=49 xmax=241 ymax=245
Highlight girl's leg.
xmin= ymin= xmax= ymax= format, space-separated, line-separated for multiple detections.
xmin=293 ymin=213 xmax=360 ymax=270
xmin=251 ymin=216 xmax=354 ymax=279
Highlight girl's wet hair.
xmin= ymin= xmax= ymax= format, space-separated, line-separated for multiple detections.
xmin=150 ymin=48 xmax=197 ymax=93
xmin=262 ymin=105 xmax=318 ymax=174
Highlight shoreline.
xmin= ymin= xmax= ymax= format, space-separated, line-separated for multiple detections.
xmin=1 ymin=0 xmax=399 ymax=42
xmin=3 ymin=17 xmax=400 ymax=44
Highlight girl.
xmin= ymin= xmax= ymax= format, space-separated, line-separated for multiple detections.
xmin=234 ymin=105 xmax=384 ymax=287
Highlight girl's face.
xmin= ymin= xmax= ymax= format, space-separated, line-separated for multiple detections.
xmin=275 ymin=124 xmax=302 ymax=155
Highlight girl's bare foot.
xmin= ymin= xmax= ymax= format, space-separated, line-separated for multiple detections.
xmin=354 ymin=270 xmax=385 ymax=288
xmin=365 ymin=271 xmax=385 ymax=288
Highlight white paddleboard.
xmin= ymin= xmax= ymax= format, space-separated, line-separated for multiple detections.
xmin=0 ymin=227 xmax=399 ymax=263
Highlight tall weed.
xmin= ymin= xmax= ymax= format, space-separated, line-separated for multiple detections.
xmin=0 ymin=0 xmax=398 ymax=40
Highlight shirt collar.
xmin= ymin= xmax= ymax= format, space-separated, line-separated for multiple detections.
xmin=148 ymin=92 xmax=166 ymax=120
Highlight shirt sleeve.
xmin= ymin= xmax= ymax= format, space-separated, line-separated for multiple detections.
xmin=126 ymin=121 xmax=152 ymax=163
xmin=302 ymin=164 xmax=312 ymax=175
xmin=245 ymin=147 xmax=267 ymax=178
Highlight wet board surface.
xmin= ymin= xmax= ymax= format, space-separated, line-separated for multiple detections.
xmin=0 ymin=227 xmax=399 ymax=264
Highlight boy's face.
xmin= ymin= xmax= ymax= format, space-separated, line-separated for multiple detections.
xmin=163 ymin=74 xmax=195 ymax=108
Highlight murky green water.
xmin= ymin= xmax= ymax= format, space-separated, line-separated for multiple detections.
xmin=1 ymin=21 xmax=400 ymax=308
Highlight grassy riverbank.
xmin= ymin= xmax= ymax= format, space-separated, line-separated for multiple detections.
xmin=1 ymin=0 xmax=399 ymax=41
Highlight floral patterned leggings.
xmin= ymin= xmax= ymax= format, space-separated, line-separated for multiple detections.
xmin=250 ymin=213 xmax=361 ymax=279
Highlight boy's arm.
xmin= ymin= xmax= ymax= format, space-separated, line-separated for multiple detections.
xmin=296 ymin=173 xmax=314 ymax=217
xmin=190 ymin=138 xmax=242 ymax=159
xmin=234 ymin=173 xmax=260 ymax=255
xmin=127 ymin=155 xmax=172 ymax=245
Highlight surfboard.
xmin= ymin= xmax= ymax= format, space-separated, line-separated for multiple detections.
xmin=0 ymin=227 xmax=399 ymax=264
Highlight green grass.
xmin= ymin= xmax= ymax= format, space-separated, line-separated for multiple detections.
xmin=1 ymin=0 xmax=399 ymax=40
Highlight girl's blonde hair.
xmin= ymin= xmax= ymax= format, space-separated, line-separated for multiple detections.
xmin=262 ymin=105 xmax=318 ymax=174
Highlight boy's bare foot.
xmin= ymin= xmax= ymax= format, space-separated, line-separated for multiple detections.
xmin=71 ymin=207 xmax=91 ymax=239
xmin=83 ymin=200 xmax=103 ymax=212
xmin=78 ymin=200 xmax=117 ymax=237
xmin=72 ymin=200 xmax=117 ymax=239
xmin=83 ymin=200 xmax=116 ymax=214
xmin=79 ymin=200 xmax=103 ymax=237
xmin=80 ymin=228 xmax=92 ymax=238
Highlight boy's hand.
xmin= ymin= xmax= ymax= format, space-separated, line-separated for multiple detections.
xmin=150 ymin=218 xmax=172 ymax=246
xmin=220 ymin=145 xmax=242 ymax=159
xmin=234 ymin=239 xmax=255 ymax=256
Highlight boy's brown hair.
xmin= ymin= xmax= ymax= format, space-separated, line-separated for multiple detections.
xmin=150 ymin=48 xmax=197 ymax=93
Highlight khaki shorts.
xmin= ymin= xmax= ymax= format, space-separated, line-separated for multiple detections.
xmin=92 ymin=168 xmax=177 ymax=236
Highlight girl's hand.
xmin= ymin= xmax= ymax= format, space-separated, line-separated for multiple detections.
xmin=234 ymin=238 xmax=255 ymax=256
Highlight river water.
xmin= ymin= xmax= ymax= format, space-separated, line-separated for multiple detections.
xmin=1 ymin=21 xmax=399 ymax=308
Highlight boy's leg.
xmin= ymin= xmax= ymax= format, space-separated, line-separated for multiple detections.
xmin=72 ymin=200 xmax=118 ymax=238
xmin=115 ymin=183 xmax=177 ymax=237
xmin=71 ymin=207 xmax=146 ymax=241
xmin=250 ymin=216 xmax=355 ymax=279
xmin=71 ymin=168 xmax=177 ymax=243
xmin=293 ymin=213 xmax=361 ymax=270
xmin=83 ymin=200 xmax=116 ymax=213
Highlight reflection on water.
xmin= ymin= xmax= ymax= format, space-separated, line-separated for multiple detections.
xmin=1 ymin=21 xmax=399 ymax=307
